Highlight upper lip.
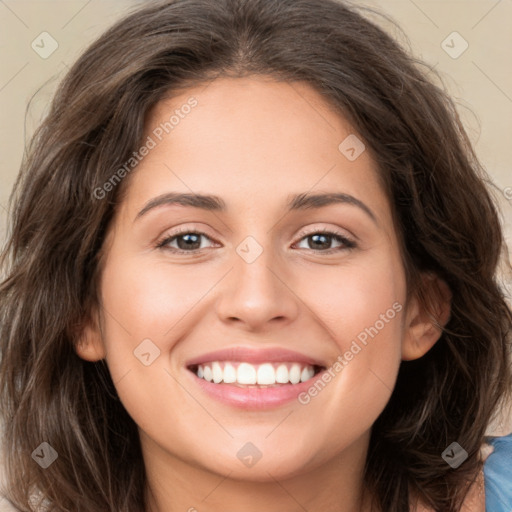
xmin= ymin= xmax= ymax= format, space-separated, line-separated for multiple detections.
xmin=185 ymin=347 xmax=326 ymax=368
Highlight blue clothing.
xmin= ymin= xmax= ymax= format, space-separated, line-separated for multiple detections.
xmin=483 ymin=431 xmax=512 ymax=511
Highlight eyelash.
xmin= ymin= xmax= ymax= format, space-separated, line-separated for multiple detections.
xmin=155 ymin=227 xmax=357 ymax=255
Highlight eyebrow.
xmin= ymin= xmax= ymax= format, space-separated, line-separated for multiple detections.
xmin=135 ymin=191 xmax=377 ymax=224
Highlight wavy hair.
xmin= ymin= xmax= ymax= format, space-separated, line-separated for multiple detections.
xmin=1 ymin=0 xmax=511 ymax=510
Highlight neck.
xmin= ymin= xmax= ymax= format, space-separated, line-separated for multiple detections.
xmin=142 ymin=429 xmax=373 ymax=512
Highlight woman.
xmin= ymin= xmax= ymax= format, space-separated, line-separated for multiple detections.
xmin=1 ymin=0 xmax=511 ymax=510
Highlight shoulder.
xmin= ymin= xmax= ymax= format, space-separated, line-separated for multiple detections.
xmin=410 ymin=435 xmax=511 ymax=512
xmin=483 ymin=431 xmax=512 ymax=511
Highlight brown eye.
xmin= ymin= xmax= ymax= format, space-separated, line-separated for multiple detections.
xmin=156 ymin=231 xmax=216 ymax=253
xmin=294 ymin=231 xmax=356 ymax=252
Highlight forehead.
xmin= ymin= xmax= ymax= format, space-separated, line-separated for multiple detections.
xmin=121 ymin=76 xmax=390 ymax=222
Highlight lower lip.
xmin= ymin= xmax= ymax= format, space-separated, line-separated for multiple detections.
xmin=188 ymin=369 xmax=324 ymax=410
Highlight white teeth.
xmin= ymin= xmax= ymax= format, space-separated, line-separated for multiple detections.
xmin=289 ymin=364 xmax=301 ymax=384
xmin=223 ymin=363 xmax=237 ymax=383
xmin=237 ymin=362 xmax=257 ymax=384
xmin=203 ymin=365 xmax=213 ymax=382
xmin=275 ymin=364 xmax=289 ymax=383
xmin=212 ymin=362 xmax=223 ymax=383
xmin=193 ymin=361 xmax=318 ymax=386
xmin=257 ymin=363 xmax=275 ymax=385
xmin=300 ymin=366 xmax=314 ymax=382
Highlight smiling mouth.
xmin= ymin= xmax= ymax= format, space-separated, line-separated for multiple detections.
xmin=188 ymin=361 xmax=325 ymax=387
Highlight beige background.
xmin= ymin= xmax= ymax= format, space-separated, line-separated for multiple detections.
xmin=0 ymin=3 xmax=511 ymax=504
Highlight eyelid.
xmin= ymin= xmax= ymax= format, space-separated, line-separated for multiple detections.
xmin=155 ymin=225 xmax=219 ymax=250
xmin=292 ymin=226 xmax=357 ymax=251
xmin=155 ymin=223 xmax=357 ymax=253
xmin=294 ymin=224 xmax=355 ymax=241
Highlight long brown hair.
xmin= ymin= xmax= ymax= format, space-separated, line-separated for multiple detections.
xmin=1 ymin=0 xmax=511 ymax=510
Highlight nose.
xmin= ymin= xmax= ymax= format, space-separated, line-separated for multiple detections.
xmin=215 ymin=241 xmax=300 ymax=331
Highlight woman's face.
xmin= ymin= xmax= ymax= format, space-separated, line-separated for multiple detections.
xmin=78 ymin=76 xmax=436 ymax=482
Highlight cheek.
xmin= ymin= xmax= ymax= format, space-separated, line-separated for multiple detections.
xmin=102 ymin=255 xmax=210 ymax=327
xmin=301 ymin=252 xmax=405 ymax=410
xmin=302 ymin=251 xmax=405 ymax=345
xmin=96 ymin=253 xmax=216 ymax=436
xmin=97 ymin=251 xmax=228 ymax=377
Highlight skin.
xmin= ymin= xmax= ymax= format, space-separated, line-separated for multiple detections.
xmin=77 ymin=76 xmax=453 ymax=512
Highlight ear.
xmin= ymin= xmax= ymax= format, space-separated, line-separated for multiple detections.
xmin=74 ymin=306 xmax=107 ymax=362
xmin=402 ymin=273 xmax=452 ymax=361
